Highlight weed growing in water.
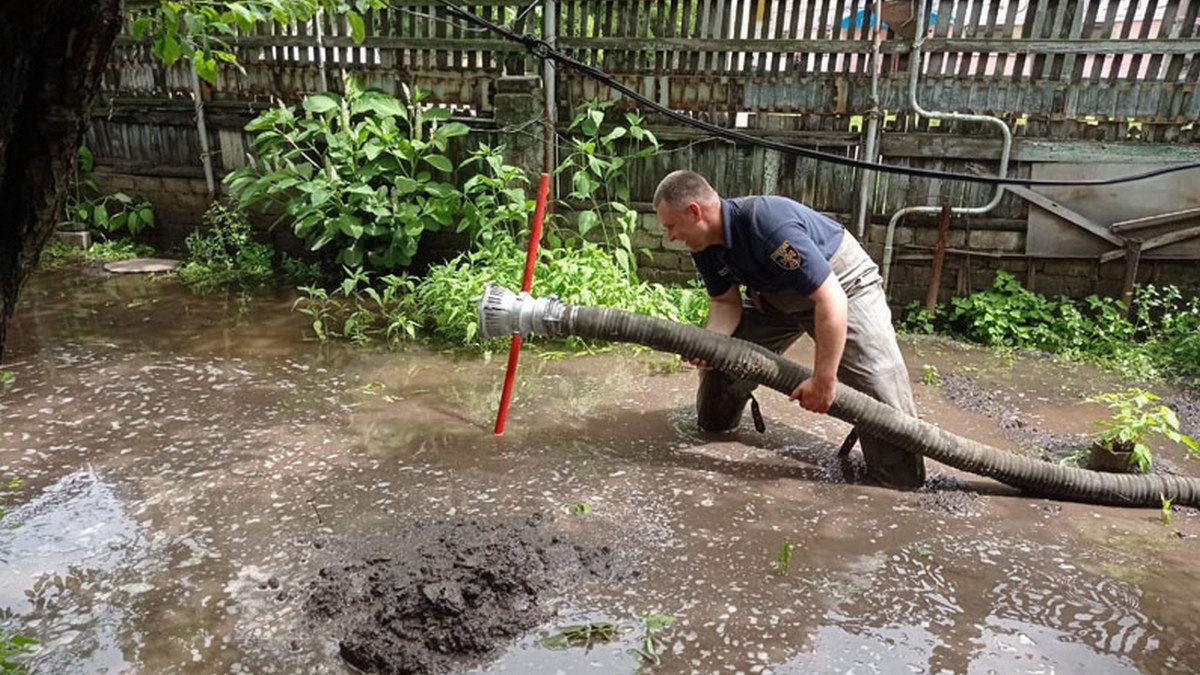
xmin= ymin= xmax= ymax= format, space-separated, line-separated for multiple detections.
xmin=178 ymin=203 xmax=275 ymax=292
xmin=1161 ymin=494 xmax=1174 ymax=526
xmin=0 ymin=371 xmax=13 ymax=387
xmin=771 ymin=540 xmax=795 ymax=574
xmin=634 ymin=611 xmax=675 ymax=666
xmin=562 ymin=502 xmax=593 ymax=515
xmin=541 ymin=622 xmax=619 ymax=649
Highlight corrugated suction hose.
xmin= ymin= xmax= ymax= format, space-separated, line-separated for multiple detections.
xmin=477 ymin=285 xmax=1200 ymax=507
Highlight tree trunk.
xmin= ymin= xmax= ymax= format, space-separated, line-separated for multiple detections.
xmin=0 ymin=0 xmax=123 ymax=362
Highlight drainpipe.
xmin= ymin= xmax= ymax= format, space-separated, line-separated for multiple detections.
xmin=314 ymin=8 xmax=329 ymax=92
xmin=543 ymin=0 xmax=557 ymax=183
xmin=853 ymin=9 xmax=884 ymax=240
xmin=189 ymin=67 xmax=217 ymax=198
xmin=879 ymin=0 xmax=1012 ymax=293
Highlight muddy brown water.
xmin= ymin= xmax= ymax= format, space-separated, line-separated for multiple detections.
xmin=2 ymin=269 xmax=1199 ymax=674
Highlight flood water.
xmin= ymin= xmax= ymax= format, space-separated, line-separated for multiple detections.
xmin=2 ymin=268 xmax=1198 ymax=674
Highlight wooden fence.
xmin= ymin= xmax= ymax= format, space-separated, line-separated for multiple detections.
xmin=90 ymin=0 xmax=1200 ymax=299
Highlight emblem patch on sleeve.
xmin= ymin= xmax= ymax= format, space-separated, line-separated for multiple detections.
xmin=770 ymin=240 xmax=802 ymax=270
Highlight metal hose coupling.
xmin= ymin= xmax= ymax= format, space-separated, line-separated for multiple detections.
xmin=476 ymin=284 xmax=567 ymax=339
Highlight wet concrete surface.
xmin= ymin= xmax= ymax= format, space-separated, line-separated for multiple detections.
xmin=2 ymin=269 xmax=1199 ymax=673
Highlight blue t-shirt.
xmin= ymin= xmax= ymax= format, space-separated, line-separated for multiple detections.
xmin=692 ymin=196 xmax=845 ymax=297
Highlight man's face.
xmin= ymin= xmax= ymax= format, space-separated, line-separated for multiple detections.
xmin=656 ymin=201 xmax=707 ymax=252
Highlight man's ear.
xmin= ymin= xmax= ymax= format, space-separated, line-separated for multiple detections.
xmin=688 ymin=201 xmax=703 ymax=221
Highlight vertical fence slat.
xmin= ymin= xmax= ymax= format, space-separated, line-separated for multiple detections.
xmin=1108 ymin=0 xmax=1141 ymax=83
xmin=996 ymin=0 xmax=1021 ymax=79
xmin=1129 ymin=0 xmax=1161 ymax=82
xmin=1146 ymin=0 xmax=1180 ymax=81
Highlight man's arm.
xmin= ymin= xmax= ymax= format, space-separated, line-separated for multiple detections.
xmin=790 ymin=274 xmax=847 ymax=413
xmin=684 ymin=285 xmax=742 ymax=368
xmin=705 ymin=285 xmax=742 ymax=335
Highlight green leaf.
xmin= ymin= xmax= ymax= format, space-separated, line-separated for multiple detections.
xmin=601 ymin=127 xmax=627 ymax=144
xmin=158 ymin=35 xmax=183 ymax=66
xmin=195 ymin=53 xmax=219 ymax=83
xmin=423 ymin=155 xmax=453 ymax=172
xmin=577 ymin=210 xmax=599 ymax=236
xmin=435 ymin=122 xmax=470 ymax=139
xmin=132 ymin=17 xmax=152 ymax=41
xmin=303 ymin=94 xmax=339 ymax=114
xmin=423 ymin=107 xmax=452 ymax=122
xmin=347 ymin=11 xmax=366 ymax=44
xmin=335 ymin=214 xmax=364 ymax=238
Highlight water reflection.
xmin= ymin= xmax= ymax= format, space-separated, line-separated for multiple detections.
xmin=0 ymin=469 xmax=151 ymax=672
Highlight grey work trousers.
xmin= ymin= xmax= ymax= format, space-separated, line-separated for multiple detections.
xmin=695 ymin=233 xmax=926 ymax=489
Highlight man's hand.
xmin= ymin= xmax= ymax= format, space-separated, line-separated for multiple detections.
xmin=682 ymin=355 xmax=711 ymax=369
xmin=789 ymin=375 xmax=836 ymax=413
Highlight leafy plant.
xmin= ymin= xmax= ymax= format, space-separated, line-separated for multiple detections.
xmin=178 ymin=203 xmax=275 ymax=291
xmin=293 ymin=267 xmax=420 ymax=346
xmin=88 ymin=239 xmax=156 ymax=261
xmin=557 ymin=100 xmax=659 ymax=276
xmin=1161 ymin=493 xmax=1174 ymax=526
xmin=771 ymin=540 xmax=795 ymax=574
xmin=898 ymin=302 xmax=936 ymax=334
xmin=0 ymin=631 xmax=36 ymax=674
xmin=902 ymin=271 xmax=1200 ymax=381
xmin=1088 ymin=388 xmax=1200 ymax=473
xmin=457 ymin=144 xmax=536 ymax=248
xmin=127 ymin=0 xmax=381 ymax=83
xmin=64 ymin=146 xmax=155 ymax=239
xmin=416 ymin=235 xmax=709 ymax=349
xmin=279 ymin=254 xmax=324 ymax=285
xmin=0 ymin=371 xmax=13 ymax=387
xmin=920 ymin=364 xmax=941 ymax=386
xmin=227 ymin=76 xmax=468 ymax=271
xmin=633 ymin=611 xmax=675 ymax=666
xmin=945 ymin=270 xmax=1061 ymax=349
xmin=562 ymin=502 xmax=592 ymax=515
xmin=542 ymin=622 xmax=619 ymax=649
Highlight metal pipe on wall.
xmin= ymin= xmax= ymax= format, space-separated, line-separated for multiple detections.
xmin=879 ymin=0 xmax=1013 ymax=293
xmin=314 ymin=9 xmax=329 ymax=92
xmin=853 ymin=6 xmax=884 ymax=240
xmin=543 ymin=0 xmax=557 ymax=186
xmin=189 ymin=68 xmax=216 ymax=198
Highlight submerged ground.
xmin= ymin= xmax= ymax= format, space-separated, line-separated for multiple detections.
xmin=1 ymin=268 xmax=1198 ymax=673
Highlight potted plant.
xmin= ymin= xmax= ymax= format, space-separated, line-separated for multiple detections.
xmin=1086 ymin=387 xmax=1200 ymax=473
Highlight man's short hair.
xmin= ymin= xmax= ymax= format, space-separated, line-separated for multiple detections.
xmin=653 ymin=170 xmax=717 ymax=208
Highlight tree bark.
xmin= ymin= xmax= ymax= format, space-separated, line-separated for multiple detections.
xmin=0 ymin=0 xmax=123 ymax=362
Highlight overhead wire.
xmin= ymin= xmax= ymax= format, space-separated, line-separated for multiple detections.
xmin=430 ymin=0 xmax=1200 ymax=188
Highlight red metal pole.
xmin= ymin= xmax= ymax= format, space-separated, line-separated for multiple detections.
xmin=494 ymin=172 xmax=552 ymax=435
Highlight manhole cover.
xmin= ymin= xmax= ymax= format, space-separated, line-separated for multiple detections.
xmin=103 ymin=258 xmax=181 ymax=274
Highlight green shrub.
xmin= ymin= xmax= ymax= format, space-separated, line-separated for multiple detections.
xmin=226 ymin=76 xmax=467 ymax=271
xmin=65 ymin=145 xmax=155 ymax=239
xmin=88 ymin=239 xmax=155 ymax=261
xmin=416 ymin=235 xmax=709 ymax=349
xmin=557 ymin=100 xmax=659 ymax=276
xmin=294 ymin=267 xmax=421 ymax=346
xmin=177 ymin=203 xmax=274 ymax=291
xmin=901 ymin=270 xmax=1200 ymax=381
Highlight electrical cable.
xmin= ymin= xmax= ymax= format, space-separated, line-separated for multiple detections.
xmin=432 ymin=0 xmax=1200 ymax=188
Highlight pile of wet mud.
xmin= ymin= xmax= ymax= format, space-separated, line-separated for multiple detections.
xmin=940 ymin=372 xmax=1089 ymax=461
xmin=305 ymin=514 xmax=622 ymax=674
xmin=1164 ymin=388 xmax=1200 ymax=440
